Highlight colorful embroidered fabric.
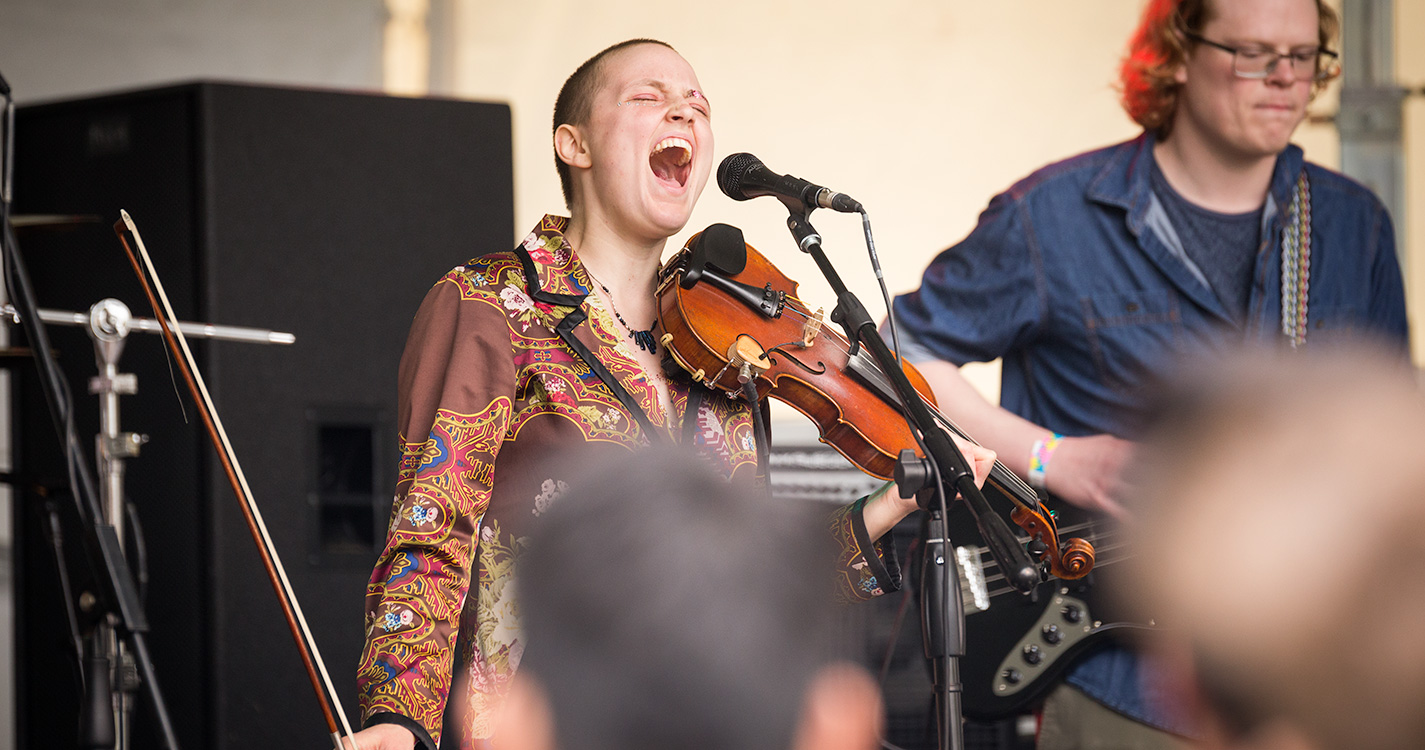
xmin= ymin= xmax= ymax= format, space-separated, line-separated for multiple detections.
xmin=358 ymin=216 xmax=894 ymax=749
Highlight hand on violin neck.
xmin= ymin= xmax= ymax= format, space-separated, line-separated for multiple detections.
xmin=1041 ymin=434 xmax=1135 ymax=521
xmin=862 ymin=435 xmax=996 ymax=540
xmin=960 ymin=435 xmax=997 ymax=495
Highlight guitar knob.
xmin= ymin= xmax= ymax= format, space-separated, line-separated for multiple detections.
xmin=1042 ymin=624 xmax=1062 ymax=645
xmin=1061 ymin=604 xmax=1083 ymax=624
xmin=1022 ymin=644 xmax=1042 ymax=665
xmin=1001 ymin=668 xmax=1022 ymax=685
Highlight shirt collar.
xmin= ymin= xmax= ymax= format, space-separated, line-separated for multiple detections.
xmin=513 ymin=214 xmax=593 ymax=306
xmin=1088 ymin=131 xmax=1302 ymax=235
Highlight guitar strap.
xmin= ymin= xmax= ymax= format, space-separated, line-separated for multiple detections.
xmin=1280 ymin=170 xmax=1312 ymax=348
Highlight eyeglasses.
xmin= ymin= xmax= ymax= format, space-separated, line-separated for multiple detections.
xmin=1184 ymin=31 xmax=1340 ymax=81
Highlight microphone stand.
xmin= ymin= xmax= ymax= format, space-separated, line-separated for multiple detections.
xmin=2 ymin=221 xmax=181 ymax=749
xmin=4 ymin=297 xmax=294 ymax=749
xmin=0 ymin=66 xmax=180 ymax=750
xmin=782 ymin=208 xmax=1040 ymax=750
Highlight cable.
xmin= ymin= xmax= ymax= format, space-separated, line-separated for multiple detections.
xmin=860 ymin=209 xmax=903 ymax=362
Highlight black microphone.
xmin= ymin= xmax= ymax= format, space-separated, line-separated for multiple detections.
xmin=717 ymin=152 xmax=862 ymax=213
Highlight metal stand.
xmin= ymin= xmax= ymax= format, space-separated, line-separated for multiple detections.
xmin=781 ymin=209 xmax=1039 ymax=750
xmin=87 ymin=299 xmax=143 ymax=749
xmin=1 ymin=297 xmax=294 ymax=750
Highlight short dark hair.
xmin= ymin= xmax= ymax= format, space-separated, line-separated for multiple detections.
xmin=518 ymin=446 xmax=839 ymax=750
xmin=552 ymin=39 xmax=676 ymax=210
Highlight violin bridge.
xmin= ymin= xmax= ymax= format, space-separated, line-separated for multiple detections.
xmin=801 ymin=307 xmax=824 ymax=347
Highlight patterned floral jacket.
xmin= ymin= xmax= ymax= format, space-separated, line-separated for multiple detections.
xmin=357 ymin=215 xmax=899 ymax=749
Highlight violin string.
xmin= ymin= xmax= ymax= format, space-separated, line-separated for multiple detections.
xmin=789 ymin=293 xmax=1089 ymax=580
xmin=688 ymin=268 xmax=1070 ymax=572
xmin=781 ymin=295 xmax=1044 ymax=505
xmin=121 ymin=213 xmax=359 ymax=747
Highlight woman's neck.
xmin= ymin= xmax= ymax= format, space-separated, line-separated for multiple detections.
xmin=563 ymin=213 xmax=665 ymax=318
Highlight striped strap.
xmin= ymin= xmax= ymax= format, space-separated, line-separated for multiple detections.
xmin=1280 ymin=171 xmax=1312 ymax=348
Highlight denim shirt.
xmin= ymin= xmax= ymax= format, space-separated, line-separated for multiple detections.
xmin=892 ymin=133 xmax=1409 ymax=731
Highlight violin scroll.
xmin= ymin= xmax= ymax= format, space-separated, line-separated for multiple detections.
xmin=1010 ymin=505 xmax=1094 ymax=581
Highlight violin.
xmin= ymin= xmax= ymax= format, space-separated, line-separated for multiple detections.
xmin=656 ymin=224 xmax=1093 ymax=582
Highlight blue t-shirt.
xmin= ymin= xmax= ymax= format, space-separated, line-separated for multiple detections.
xmin=1148 ymin=156 xmax=1262 ymax=324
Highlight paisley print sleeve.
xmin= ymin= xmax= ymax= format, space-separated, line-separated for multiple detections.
xmin=829 ymin=494 xmax=903 ymax=603
xmin=358 ymin=274 xmax=516 ymax=748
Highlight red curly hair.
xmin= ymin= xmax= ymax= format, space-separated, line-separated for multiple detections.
xmin=1119 ymin=0 xmax=1341 ymax=139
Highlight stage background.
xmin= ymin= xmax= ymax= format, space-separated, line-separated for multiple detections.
xmin=1 ymin=1 xmax=1422 ymax=747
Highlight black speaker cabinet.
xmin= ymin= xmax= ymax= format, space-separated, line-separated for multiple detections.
xmin=10 ymin=82 xmax=512 ymax=749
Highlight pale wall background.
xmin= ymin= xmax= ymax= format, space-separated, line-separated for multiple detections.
xmin=434 ymin=0 xmax=1408 ymax=409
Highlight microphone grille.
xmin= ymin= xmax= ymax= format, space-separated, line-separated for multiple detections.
xmin=717 ymin=152 xmax=761 ymax=202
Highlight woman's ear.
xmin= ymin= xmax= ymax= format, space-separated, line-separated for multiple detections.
xmin=555 ymin=123 xmax=593 ymax=170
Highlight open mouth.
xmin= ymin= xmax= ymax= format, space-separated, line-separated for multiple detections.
xmin=649 ymin=136 xmax=693 ymax=189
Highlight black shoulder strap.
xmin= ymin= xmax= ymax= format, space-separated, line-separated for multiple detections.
xmin=553 ymin=309 xmax=663 ymax=444
xmin=511 ymin=237 xmax=663 ymax=444
xmin=681 ymin=381 xmax=705 ymax=446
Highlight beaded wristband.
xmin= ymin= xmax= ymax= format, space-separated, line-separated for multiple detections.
xmin=1028 ymin=433 xmax=1064 ymax=491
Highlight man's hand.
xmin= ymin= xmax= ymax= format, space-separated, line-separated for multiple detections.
xmin=340 ymin=723 xmax=417 ymax=750
xmin=1043 ymin=434 xmax=1135 ymax=520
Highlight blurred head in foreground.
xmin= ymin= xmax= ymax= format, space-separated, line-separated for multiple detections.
xmin=498 ymin=446 xmax=881 ymax=750
xmin=1130 ymin=344 xmax=1425 ymax=750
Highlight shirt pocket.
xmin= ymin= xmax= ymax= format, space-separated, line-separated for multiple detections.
xmin=1080 ymin=289 xmax=1183 ymax=391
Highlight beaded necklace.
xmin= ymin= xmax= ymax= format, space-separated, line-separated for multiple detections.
xmin=584 ymin=267 xmax=658 ymax=353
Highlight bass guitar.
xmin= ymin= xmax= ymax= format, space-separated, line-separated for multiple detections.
xmin=947 ymin=498 xmax=1152 ymax=719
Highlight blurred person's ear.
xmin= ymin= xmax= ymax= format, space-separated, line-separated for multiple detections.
xmin=495 ymin=674 xmax=554 ymax=750
xmin=792 ymin=664 xmax=882 ymax=750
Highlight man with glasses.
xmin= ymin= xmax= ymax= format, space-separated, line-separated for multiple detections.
xmin=891 ymin=0 xmax=1408 ymax=747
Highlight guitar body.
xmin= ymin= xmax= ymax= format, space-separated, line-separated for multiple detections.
xmin=945 ymin=499 xmax=1154 ymax=720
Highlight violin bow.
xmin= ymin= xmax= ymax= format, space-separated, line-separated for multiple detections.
xmin=113 ymin=211 xmax=360 ymax=750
